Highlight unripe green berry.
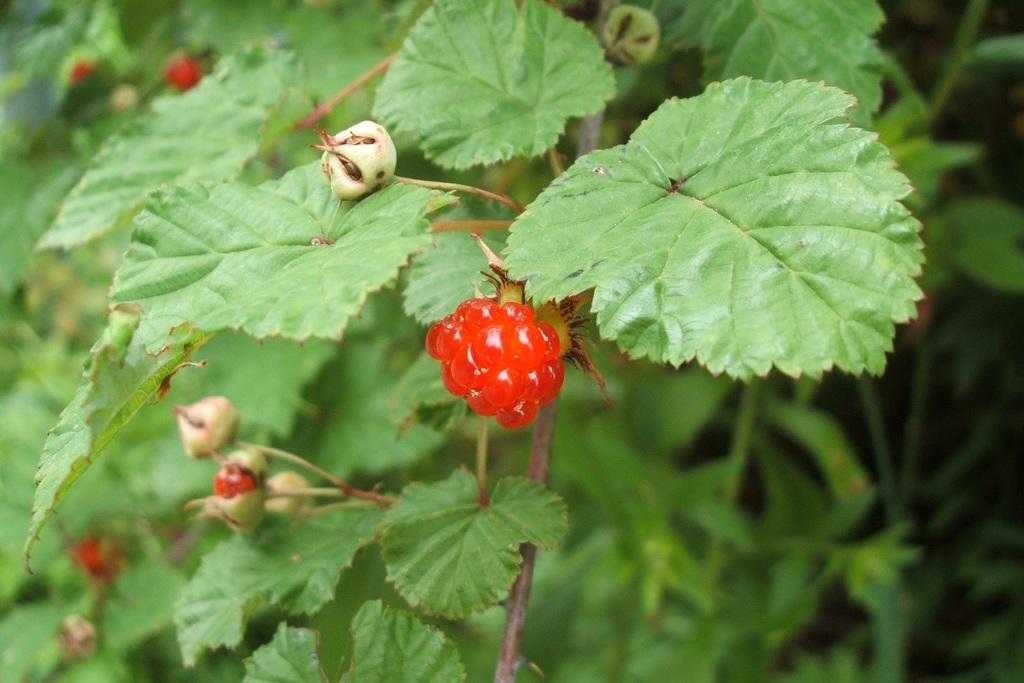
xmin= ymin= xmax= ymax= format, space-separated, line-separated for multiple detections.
xmin=319 ymin=120 xmax=397 ymax=201
xmin=174 ymin=396 xmax=239 ymax=458
xmin=602 ymin=5 xmax=660 ymax=66
xmin=265 ymin=471 xmax=311 ymax=517
xmin=223 ymin=446 xmax=268 ymax=478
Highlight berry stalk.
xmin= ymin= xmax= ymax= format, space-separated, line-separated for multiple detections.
xmin=237 ymin=442 xmax=394 ymax=507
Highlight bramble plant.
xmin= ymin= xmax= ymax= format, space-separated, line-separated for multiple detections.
xmin=3 ymin=0 xmax=1023 ymax=681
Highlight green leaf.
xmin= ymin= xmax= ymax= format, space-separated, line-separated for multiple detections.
xmin=380 ymin=470 xmax=567 ymax=618
xmin=103 ymin=562 xmax=185 ymax=650
xmin=25 ymin=307 xmax=210 ymax=563
xmin=936 ymin=199 xmax=1024 ymax=295
xmin=391 ymin=353 xmax=465 ymax=434
xmin=505 ymin=79 xmax=923 ymax=379
xmin=0 ymin=602 xmax=64 ymax=682
xmin=244 ymin=624 xmax=327 ymax=683
xmin=341 ymin=600 xmax=466 ymax=683
xmin=403 ymin=230 xmax=507 ymax=325
xmin=39 ymin=47 xmax=301 ymax=249
xmin=314 ymin=341 xmax=444 ymax=478
xmin=175 ymin=510 xmax=381 ymax=666
xmin=971 ymin=34 xmax=1024 ymax=70
xmin=0 ymin=160 xmax=78 ymax=295
xmin=678 ymin=0 xmax=885 ymax=124
xmin=111 ymin=163 xmax=444 ymax=350
xmin=375 ymin=0 xmax=614 ymax=168
xmin=195 ymin=334 xmax=337 ymax=437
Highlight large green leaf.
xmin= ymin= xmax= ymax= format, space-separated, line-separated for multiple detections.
xmin=314 ymin=341 xmax=443 ymax=478
xmin=111 ymin=164 xmax=444 ymax=350
xmin=505 ymin=79 xmax=923 ymax=379
xmin=39 ymin=47 xmax=301 ymax=249
xmin=380 ymin=470 xmax=567 ymax=618
xmin=0 ymin=160 xmax=78 ymax=295
xmin=25 ymin=307 xmax=210 ymax=564
xmin=678 ymin=0 xmax=885 ymax=124
xmin=935 ymin=199 xmax=1024 ymax=295
xmin=374 ymin=0 xmax=614 ymax=168
xmin=175 ymin=510 xmax=381 ymax=666
xmin=194 ymin=334 xmax=337 ymax=438
xmin=243 ymin=625 xmax=327 ymax=683
xmin=341 ymin=600 xmax=466 ymax=683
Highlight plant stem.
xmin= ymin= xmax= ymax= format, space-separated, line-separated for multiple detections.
xmin=237 ymin=441 xmax=394 ymax=507
xmin=546 ymin=148 xmax=565 ymax=176
xmin=724 ymin=381 xmax=760 ymax=502
xmin=494 ymin=33 xmax=610 ymax=675
xmin=855 ymin=378 xmax=901 ymax=522
xmin=432 ymin=219 xmax=513 ymax=234
xmin=900 ymin=339 xmax=932 ymax=500
xmin=395 ymin=176 xmax=525 ymax=213
xmin=495 ymin=402 xmax=558 ymax=683
xmin=707 ymin=381 xmax=760 ymax=590
xmin=266 ymin=487 xmax=344 ymax=498
xmin=855 ymin=376 xmax=905 ymax=683
xmin=477 ymin=417 xmax=490 ymax=506
xmin=299 ymin=499 xmax=380 ymax=519
xmin=928 ymin=0 xmax=989 ymax=125
xmin=296 ymin=53 xmax=396 ymax=129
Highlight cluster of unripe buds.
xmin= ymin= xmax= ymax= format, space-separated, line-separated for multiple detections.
xmin=175 ymin=397 xmax=319 ymax=532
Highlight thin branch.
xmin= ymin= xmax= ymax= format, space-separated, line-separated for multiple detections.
xmin=929 ymin=0 xmax=989 ymax=125
xmin=295 ymin=53 xmax=397 ymax=130
xmin=395 ymin=176 xmax=525 ymax=213
xmin=238 ymin=441 xmax=394 ymax=507
xmin=494 ymin=402 xmax=558 ymax=682
xmin=432 ymin=219 xmax=513 ymax=234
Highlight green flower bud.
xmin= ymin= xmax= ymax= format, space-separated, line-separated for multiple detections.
xmin=318 ymin=120 xmax=397 ymax=201
xmin=602 ymin=5 xmax=660 ymax=66
xmin=265 ymin=471 xmax=311 ymax=517
xmin=174 ymin=396 xmax=239 ymax=458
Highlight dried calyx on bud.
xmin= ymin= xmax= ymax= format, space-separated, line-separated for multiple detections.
xmin=602 ymin=5 xmax=660 ymax=66
xmin=174 ymin=396 xmax=238 ymax=458
xmin=185 ymin=448 xmax=267 ymax=532
xmin=265 ymin=471 xmax=311 ymax=517
xmin=59 ymin=615 xmax=97 ymax=660
xmin=316 ymin=120 xmax=397 ymax=201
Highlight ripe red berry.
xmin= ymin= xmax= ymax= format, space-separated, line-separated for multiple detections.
xmin=426 ymin=297 xmax=565 ymax=429
xmin=165 ymin=56 xmax=203 ymax=91
xmin=213 ymin=463 xmax=260 ymax=498
xmin=69 ymin=60 xmax=96 ymax=86
xmin=72 ymin=535 xmax=121 ymax=582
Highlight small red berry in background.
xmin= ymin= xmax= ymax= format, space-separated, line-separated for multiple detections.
xmin=69 ymin=60 xmax=96 ymax=86
xmin=214 ymin=463 xmax=260 ymax=498
xmin=427 ymin=298 xmax=565 ymax=429
xmin=165 ymin=56 xmax=203 ymax=92
xmin=72 ymin=535 xmax=122 ymax=583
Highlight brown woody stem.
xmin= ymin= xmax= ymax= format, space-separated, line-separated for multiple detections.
xmin=395 ymin=176 xmax=525 ymax=213
xmin=432 ymin=220 xmax=513 ymax=233
xmin=237 ymin=442 xmax=394 ymax=507
xmin=295 ymin=53 xmax=396 ymax=130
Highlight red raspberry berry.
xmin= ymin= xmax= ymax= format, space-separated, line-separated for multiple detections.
xmin=165 ymin=56 xmax=203 ymax=91
xmin=214 ymin=464 xmax=260 ymax=498
xmin=69 ymin=60 xmax=96 ymax=86
xmin=72 ymin=535 xmax=122 ymax=583
xmin=426 ymin=297 xmax=566 ymax=429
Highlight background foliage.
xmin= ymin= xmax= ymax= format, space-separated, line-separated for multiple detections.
xmin=1 ymin=0 xmax=1022 ymax=681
